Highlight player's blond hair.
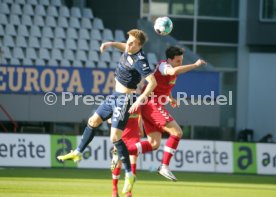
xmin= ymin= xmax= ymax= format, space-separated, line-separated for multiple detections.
xmin=127 ymin=29 xmax=148 ymax=46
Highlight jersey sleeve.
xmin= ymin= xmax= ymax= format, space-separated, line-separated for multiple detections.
xmin=134 ymin=60 xmax=153 ymax=78
xmin=159 ymin=62 xmax=172 ymax=75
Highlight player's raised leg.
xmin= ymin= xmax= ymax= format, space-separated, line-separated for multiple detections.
xmin=57 ymin=113 xmax=103 ymax=162
xmin=158 ymin=120 xmax=182 ymax=181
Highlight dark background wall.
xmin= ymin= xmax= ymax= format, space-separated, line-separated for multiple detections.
xmin=247 ymin=0 xmax=276 ymax=46
xmin=87 ymin=0 xmax=140 ymax=32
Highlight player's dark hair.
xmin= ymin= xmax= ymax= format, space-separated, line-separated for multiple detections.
xmin=166 ymin=46 xmax=184 ymax=59
xmin=127 ymin=29 xmax=148 ymax=46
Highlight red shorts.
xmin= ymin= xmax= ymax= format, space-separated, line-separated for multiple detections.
xmin=122 ymin=127 xmax=140 ymax=150
xmin=141 ymin=99 xmax=174 ymax=135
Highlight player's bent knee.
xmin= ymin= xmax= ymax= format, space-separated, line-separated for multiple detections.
xmin=88 ymin=116 xmax=101 ymax=128
xmin=149 ymin=140 xmax=160 ymax=150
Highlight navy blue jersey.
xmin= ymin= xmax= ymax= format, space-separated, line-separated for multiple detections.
xmin=115 ymin=50 xmax=153 ymax=89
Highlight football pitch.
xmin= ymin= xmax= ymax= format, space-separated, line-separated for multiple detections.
xmin=0 ymin=168 xmax=276 ymax=197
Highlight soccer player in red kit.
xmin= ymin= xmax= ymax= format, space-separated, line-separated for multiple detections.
xmin=127 ymin=46 xmax=206 ymax=181
xmin=110 ymin=108 xmax=143 ymax=197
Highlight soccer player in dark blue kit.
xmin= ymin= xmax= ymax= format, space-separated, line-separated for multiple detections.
xmin=57 ymin=29 xmax=157 ymax=195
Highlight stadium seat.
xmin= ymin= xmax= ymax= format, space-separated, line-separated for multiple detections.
xmin=111 ymin=51 xmax=122 ymax=63
xmin=72 ymin=60 xmax=82 ymax=67
xmin=23 ymin=58 xmax=33 ymax=66
xmin=5 ymin=24 xmax=17 ymax=36
xmin=47 ymin=6 xmax=59 ymax=17
xmin=26 ymin=47 xmax=37 ymax=59
xmin=28 ymin=37 xmax=40 ymax=48
xmin=30 ymin=26 xmax=42 ymax=37
xmin=79 ymin=29 xmax=90 ymax=40
xmin=109 ymin=62 xmax=117 ymax=69
xmin=147 ymin=52 xmax=158 ymax=65
xmin=82 ymin=8 xmax=93 ymax=19
xmin=81 ymin=18 xmax=92 ymax=29
xmin=59 ymin=6 xmax=70 ymax=18
xmin=71 ymin=7 xmax=81 ymax=18
xmin=65 ymin=39 xmax=77 ymax=50
xmin=1 ymin=58 xmax=9 ymax=64
xmin=115 ymin=29 xmax=126 ymax=42
xmin=66 ymin=27 xmax=78 ymax=39
xmin=88 ymin=51 xmax=99 ymax=62
xmin=23 ymin=4 xmax=34 ymax=16
xmin=53 ymin=38 xmax=64 ymax=49
xmin=93 ymin=18 xmax=104 ymax=30
xmin=0 ymin=3 xmax=10 ymax=14
xmin=76 ymin=50 xmax=87 ymax=61
xmin=60 ymin=59 xmax=71 ymax=67
xmin=39 ymin=0 xmax=50 ymax=6
xmin=0 ymin=25 xmax=4 ymax=36
xmin=35 ymin=5 xmax=46 ymax=16
xmin=18 ymin=25 xmax=29 ymax=37
xmin=103 ymin=28 xmax=114 ymax=41
xmin=51 ymin=49 xmax=63 ymax=60
xmin=100 ymin=52 xmax=111 ymax=62
xmin=42 ymin=26 xmax=54 ymax=38
xmin=34 ymin=16 xmax=45 ymax=27
xmin=11 ymin=4 xmax=22 ymax=15
xmin=48 ymin=59 xmax=58 ymax=67
xmin=57 ymin=17 xmax=69 ymax=28
xmin=0 ymin=14 xmax=8 ymax=25
xmin=90 ymin=39 xmax=100 ymax=51
xmin=10 ymin=58 xmax=21 ymax=65
xmin=46 ymin=16 xmax=57 ymax=27
xmin=2 ymin=47 xmax=12 ymax=59
xmin=39 ymin=48 xmax=51 ymax=60
xmin=15 ymin=0 xmax=26 ymax=5
xmin=84 ymin=60 xmax=95 ymax=68
xmin=3 ymin=0 xmax=13 ymax=4
xmin=13 ymin=48 xmax=25 ymax=59
xmin=54 ymin=27 xmax=65 ymax=39
xmin=9 ymin=15 xmax=21 ymax=26
xmin=15 ymin=36 xmax=28 ymax=48
xmin=26 ymin=0 xmax=38 ymax=5
xmin=91 ymin=29 xmax=102 ymax=40
xmin=35 ymin=58 xmax=46 ymax=66
xmin=63 ymin=49 xmax=75 ymax=61
xmin=77 ymin=39 xmax=89 ymax=50
xmin=50 ymin=0 xmax=62 ymax=7
xmin=97 ymin=61 xmax=107 ymax=68
xmin=69 ymin=17 xmax=80 ymax=28
xmin=41 ymin=37 xmax=52 ymax=49
xmin=22 ymin=15 xmax=33 ymax=26
xmin=3 ymin=36 xmax=15 ymax=47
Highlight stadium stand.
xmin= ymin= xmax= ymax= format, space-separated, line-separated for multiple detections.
xmin=0 ymin=0 xmax=158 ymax=69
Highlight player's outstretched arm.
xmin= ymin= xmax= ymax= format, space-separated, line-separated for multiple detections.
xmin=129 ymin=74 xmax=157 ymax=113
xmin=166 ymin=59 xmax=206 ymax=76
xmin=100 ymin=42 xmax=126 ymax=53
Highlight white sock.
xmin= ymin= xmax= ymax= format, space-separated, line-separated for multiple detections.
xmin=125 ymin=171 xmax=133 ymax=177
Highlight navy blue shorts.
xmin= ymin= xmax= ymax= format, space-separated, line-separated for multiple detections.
xmin=96 ymin=92 xmax=136 ymax=131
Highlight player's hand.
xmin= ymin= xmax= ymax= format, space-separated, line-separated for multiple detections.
xmin=100 ymin=42 xmax=111 ymax=53
xmin=128 ymin=101 xmax=140 ymax=113
xmin=168 ymin=97 xmax=178 ymax=108
xmin=195 ymin=59 xmax=207 ymax=67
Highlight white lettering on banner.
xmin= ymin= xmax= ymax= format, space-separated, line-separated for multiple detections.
xmin=257 ymin=144 xmax=276 ymax=175
xmin=142 ymin=140 xmax=232 ymax=172
xmin=0 ymin=134 xmax=50 ymax=167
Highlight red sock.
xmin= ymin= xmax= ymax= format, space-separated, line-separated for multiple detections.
xmin=162 ymin=135 xmax=180 ymax=165
xmin=128 ymin=141 xmax=153 ymax=155
xmin=131 ymin=163 xmax=137 ymax=175
xmin=112 ymin=166 xmax=121 ymax=192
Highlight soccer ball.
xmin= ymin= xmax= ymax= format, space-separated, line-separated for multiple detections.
xmin=154 ymin=16 xmax=173 ymax=36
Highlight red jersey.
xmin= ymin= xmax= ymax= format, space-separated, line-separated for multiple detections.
xmin=144 ymin=60 xmax=177 ymax=104
xmin=122 ymin=107 xmax=140 ymax=146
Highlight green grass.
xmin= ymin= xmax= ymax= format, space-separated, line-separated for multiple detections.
xmin=0 ymin=168 xmax=276 ymax=197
